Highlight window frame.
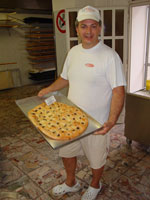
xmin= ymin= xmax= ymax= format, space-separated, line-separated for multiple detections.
xmin=144 ymin=5 xmax=150 ymax=85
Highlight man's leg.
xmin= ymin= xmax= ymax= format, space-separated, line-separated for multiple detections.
xmin=81 ymin=166 xmax=104 ymax=200
xmin=51 ymin=156 xmax=81 ymax=197
xmin=62 ymin=157 xmax=77 ymax=186
xmin=91 ymin=166 xmax=104 ymax=188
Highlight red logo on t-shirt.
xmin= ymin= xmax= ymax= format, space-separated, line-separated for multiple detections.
xmin=85 ymin=63 xmax=95 ymax=67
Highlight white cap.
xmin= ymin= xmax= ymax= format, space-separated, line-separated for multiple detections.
xmin=77 ymin=6 xmax=100 ymax=22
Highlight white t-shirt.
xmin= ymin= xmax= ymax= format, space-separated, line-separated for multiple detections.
xmin=61 ymin=41 xmax=126 ymax=124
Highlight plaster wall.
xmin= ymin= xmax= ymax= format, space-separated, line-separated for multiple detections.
xmin=0 ymin=13 xmax=52 ymax=87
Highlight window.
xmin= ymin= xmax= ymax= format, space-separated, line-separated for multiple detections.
xmin=128 ymin=4 xmax=150 ymax=93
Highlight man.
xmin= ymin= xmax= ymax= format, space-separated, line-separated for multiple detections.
xmin=38 ymin=5 xmax=126 ymax=200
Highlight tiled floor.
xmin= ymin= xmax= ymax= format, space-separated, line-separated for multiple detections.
xmin=0 ymin=83 xmax=150 ymax=200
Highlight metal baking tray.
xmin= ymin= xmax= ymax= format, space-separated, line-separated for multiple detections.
xmin=16 ymin=92 xmax=102 ymax=149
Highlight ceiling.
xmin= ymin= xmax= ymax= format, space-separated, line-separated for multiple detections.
xmin=0 ymin=0 xmax=52 ymax=14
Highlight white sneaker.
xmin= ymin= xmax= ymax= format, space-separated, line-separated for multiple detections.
xmin=81 ymin=182 xmax=102 ymax=200
xmin=50 ymin=182 xmax=81 ymax=198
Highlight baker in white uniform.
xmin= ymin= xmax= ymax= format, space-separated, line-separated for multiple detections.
xmin=38 ymin=5 xmax=126 ymax=200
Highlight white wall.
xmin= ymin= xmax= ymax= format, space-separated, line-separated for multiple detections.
xmin=0 ymin=13 xmax=31 ymax=86
xmin=53 ymin=11 xmax=67 ymax=76
xmin=52 ymin=0 xmax=128 ymax=11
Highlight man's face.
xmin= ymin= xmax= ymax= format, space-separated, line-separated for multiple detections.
xmin=76 ymin=19 xmax=101 ymax=49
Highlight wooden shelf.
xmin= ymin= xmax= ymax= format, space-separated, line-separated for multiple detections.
xmin=26 ymin=41 xmax=54 ymax=47
xmin=25 ymin=33 xmax=53 ymax=38
xmin=26 ymin=45 xmax=55 ymax=51
xmin=28 ymin=55 xmax=55 ymax=60
xmin=28 ymin=51 xmax=55 ymax=56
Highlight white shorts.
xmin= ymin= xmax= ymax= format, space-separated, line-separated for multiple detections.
xmin=59 ymin=133 xmax=110 ymax=169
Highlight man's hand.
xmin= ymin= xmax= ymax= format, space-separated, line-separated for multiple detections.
xmin=37 ymin=77 xmax=69 ymax=97
xmin=94 ymin=121 xmax=114 ymax=135
xmin=38 ymin=87 xmax=50 ymax=97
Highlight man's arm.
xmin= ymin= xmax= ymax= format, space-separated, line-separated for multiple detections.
xmin=95 ymin=86 xmax=125 ymax=135
xmin=38 ymin=76 xmax=69 ymax=97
